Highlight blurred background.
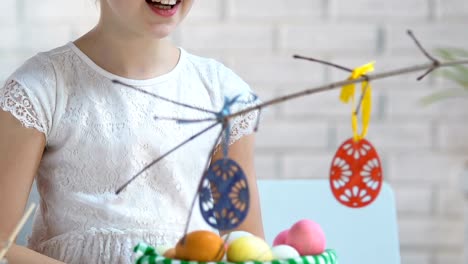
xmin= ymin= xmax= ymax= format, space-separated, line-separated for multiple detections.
xmin=1 ymin=0 xmax=467 ymax=263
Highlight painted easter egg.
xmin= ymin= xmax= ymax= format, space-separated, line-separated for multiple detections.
xmin=222 ymin=230 xmax=254 ymax=246
xmin=227 ymin=236 xmax=273 ymax=262
xmin=175 ymin=230 xmax=225 ymax=261
xmin=329 ymin=138 xmax=383 ymax=208
xmin=273 ymin=229 xmax=289 ymax=246
xmin=199 ymin=158 xmax=250 ymax=230
xmin=286 ymin=219 xmax=326 ymax=255
xmin=271 ymin=245 xmax=300 ymax=260
xmin=163 ymin=248 xmax=176 ymax=259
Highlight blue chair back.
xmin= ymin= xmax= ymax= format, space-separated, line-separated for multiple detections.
xmin=258 ymin=179 xmax=401 ymax=264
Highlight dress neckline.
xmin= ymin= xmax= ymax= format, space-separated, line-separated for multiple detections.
xmin=67 ymin=41 xmax=186 ymax=86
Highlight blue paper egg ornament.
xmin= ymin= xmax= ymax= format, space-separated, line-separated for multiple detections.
xmin=199 ymin=158 xmax=250 ymax=231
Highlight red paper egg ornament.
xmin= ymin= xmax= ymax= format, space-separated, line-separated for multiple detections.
xmin=330 ymin=138 xmax=383 ymax=208
xmin=330 ymin=61 xmax=383 ymax=208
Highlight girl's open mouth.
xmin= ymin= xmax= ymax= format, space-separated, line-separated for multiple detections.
xmin=145 ymin=0 xmax=181 ymax=11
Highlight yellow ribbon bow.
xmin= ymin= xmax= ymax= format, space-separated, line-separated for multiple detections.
xmin=340 ymin=61 xmax=375 ymax=141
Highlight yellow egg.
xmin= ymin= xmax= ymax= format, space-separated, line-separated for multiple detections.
xmin=222 ymin=231 xmax=253 ymax=245
xmin=175 ymin=230 xmax=225 ymax=261
xmin=227 ymin=236 xmax=273 ymax=262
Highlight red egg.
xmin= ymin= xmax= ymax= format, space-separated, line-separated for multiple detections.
xmin=285 ymin=219 xmax=326 ymax=255
xmin=329 ymin=138 xmax=383 ymax=208
xmin=273 ymin=229 xmax=289 ymax=246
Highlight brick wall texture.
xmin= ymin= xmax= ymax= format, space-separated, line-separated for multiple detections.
xmin=1 ymin=1 xmax=467 ymax=263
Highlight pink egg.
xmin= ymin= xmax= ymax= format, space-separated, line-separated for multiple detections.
xmin=285 ymin=219 xmax=326 ymax=255
xmin=273 ymin=229 xmax=289 ymax=246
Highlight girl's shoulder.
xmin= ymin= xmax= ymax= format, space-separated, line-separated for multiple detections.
xmin=10 ymin=43 xmax=75 ymax=85
xmin=1 ymin=44 xmax=75 ymax=140
xmin=181 ymin=49 xmax=250 ymax=92
xmin=181 ymin=49 xmax=221 ymax=69
xmin=182 ymin=49 xmax=237 ymax=79
xmin=181 ymin=49 xmax=259 ymax=113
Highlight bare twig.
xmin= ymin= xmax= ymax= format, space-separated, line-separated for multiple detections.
xmin=115 ymin=121 xmax=221 ymax=194
xmin=407 ymin=30 xmax=441 ymax=80
xmin=302 ymin=30 xmax=445 ymax=113
xmin=182 ymin=124 xmax=225 ymax=241
xmin=227 ymin=59 xmax=468 ymax=120
xmin=114 ymin=58 xmax=468 ymax=193
xmin=293 ymin=55 xmax=354 ymax=73
xmin=113 ymin=80 xmax=218 ymax=115
xmin=293 ymin=55 xmax=372 ymax=116
xmin=153 ymin=116 xmax=217 ymax=123
xmin=417 ymin=67 xmax=438 ymax=81
xmin=407 ymin=30 xmax=439 ymax=63
xmin=0 ymin=203 xmax=36 ymax=259
xmin=113 ymin=29 xmax=468 ymax=206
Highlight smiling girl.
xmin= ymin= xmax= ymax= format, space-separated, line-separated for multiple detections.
xmin=0 ymin=1 xmax=264 ymax=263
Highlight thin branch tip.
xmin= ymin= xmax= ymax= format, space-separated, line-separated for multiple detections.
xmin=293 ymin=54 xmax=353 ymax=73
xmin=407 ymin=30 xmax=441 ymax=80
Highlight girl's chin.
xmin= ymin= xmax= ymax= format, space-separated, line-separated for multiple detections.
xmin=146 ymin=24 xmax=177 ymax=39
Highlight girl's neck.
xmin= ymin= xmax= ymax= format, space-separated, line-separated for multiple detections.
xmin=73 ymin=26 xmax=180 ymax=80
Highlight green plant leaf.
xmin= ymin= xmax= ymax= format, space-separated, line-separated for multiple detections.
xmin=420 ymin=48 xmax=468 ymax=105
xmin=438 ymin=69 xmax=468 ymax=88
xmin=420 ymin=89 xmax=468 ymax=106
xmin=435 ymin=48 xmax=468 ymax=76
xmin=435 ymin=48 xmax=468 ymax=58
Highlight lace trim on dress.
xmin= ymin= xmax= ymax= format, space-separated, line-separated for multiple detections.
xmin=228 ymin=108 xmax=259 ymax=145
xmin=0 ymin=80 xmax=46 ymax=134
xmin=30 ymin=228 xmax=182 ymax=264
xmin=213 ymin=105 xmax=259 ymax=155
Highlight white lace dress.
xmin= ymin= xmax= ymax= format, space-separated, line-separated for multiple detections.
xmin=0 ymin=43 xmax=259 ymax=264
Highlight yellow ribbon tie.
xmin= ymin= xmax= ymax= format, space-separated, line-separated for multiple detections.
xmin=340 ymin=62 xmax=375 ymax=142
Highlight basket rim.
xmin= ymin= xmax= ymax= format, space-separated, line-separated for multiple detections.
xmin=135 ymin=246 xmax=337 ymax=264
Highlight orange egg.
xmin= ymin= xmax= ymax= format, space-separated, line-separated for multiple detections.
xmin=163 ymin=248 xmax=176 ymax=259
xmin=175 ymin=230 xmax=225 ymax=261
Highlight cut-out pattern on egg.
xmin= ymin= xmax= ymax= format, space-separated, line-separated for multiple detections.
xmin=329 ymin=138 xmax=383 ymax=208
xmin=199 ymin=158 xmax=250 ymax=230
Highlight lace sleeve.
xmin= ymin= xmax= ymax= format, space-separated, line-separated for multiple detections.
xmin=0 ymin=80 xmax=46 ymax=134
xmin=227 ymin=100 xmax=260 ymax=146
xmin=213 ymin=61 xmax=262 ymax=149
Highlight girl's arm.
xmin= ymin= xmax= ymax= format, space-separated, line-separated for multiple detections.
xmin=0 ymin=110 xmax=65 ymax=264
xmin=212 ymin=134 xmax=265 ymax=239
xmin=5 ymin=245 xmax=64 ymax=264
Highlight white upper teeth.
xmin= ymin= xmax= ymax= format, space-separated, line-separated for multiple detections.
xmin=151 ymin=0 xmax=177 ymax=5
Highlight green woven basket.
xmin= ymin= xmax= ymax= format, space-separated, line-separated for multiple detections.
xmin=134 ymin=243 xmax=338 ymax=264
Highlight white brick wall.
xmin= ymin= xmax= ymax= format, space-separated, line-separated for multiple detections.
xmin=0 ymin=27 xmax=21 ymax=50
xmin=1 ymin=1 xmax=467 ymax=263
xmin=279 ymin=23 xmax=379 ymax=55
xmin=1 ymin=0 xmax=17 ymax=25
xmin=179 ymin=23 xmax=274 ymax=53
xmin=230 ymin=0 xmax=322 ymax=20
xmin=23 ymin=0 xmax=97 ymax=22
xmin=332 ymin=0 xmax=430 ymax=20
xmin=437 ymin=0 xmax=468 ymax=19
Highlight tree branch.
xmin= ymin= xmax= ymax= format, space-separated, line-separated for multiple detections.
xmin=227 ymin=59 xmax=468 ymax=120
xmin=407 ymin=30 xmax=441 ymax=81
